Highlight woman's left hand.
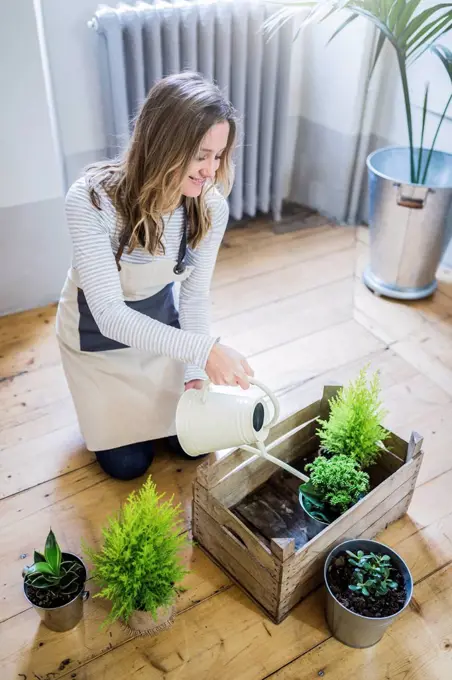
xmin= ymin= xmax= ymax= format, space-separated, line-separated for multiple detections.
xmin=185 ymin=379 xmax=205 ymax=391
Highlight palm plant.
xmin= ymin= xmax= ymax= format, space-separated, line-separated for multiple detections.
xmin=265 ymin=1 xmax=452 ymax=184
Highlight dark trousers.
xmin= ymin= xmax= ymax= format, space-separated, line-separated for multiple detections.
xmin=94 ymin=436 xmax=197 ymax=480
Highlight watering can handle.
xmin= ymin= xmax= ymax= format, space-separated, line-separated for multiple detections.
xmin=200 ymin=377 xmax=280 ymax=428
xmin=249 ymin=377 xmax=280 ymax=429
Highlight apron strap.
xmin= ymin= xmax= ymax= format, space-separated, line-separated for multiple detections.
xmin=114 ymin=204 xmax=189 ymax=273
xmin=173 ymin=206 xmax=188 ymax=275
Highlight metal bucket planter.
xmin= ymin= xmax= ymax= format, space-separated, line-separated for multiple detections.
xmin=299 ymin=491 xmax=329 ymax=540
xmin=124 ymin=604 xmax=175 ymax=636
xmin=324 ymin=538 xmax=413 ymax=648
xmin=23 ymin=553 xmax=89 ymax=632
xmin=364 ymin=147 xmax=452 ymax=300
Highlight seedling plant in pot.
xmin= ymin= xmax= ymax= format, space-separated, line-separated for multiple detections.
xmin=324 ymin=538 xmax=413 ymax=647
xmin=22 ymin=529 xmax=88 ymax=632
xmin=83 ymin=477 xmax=188 ymax=636
xmin=300 ymin=367 xmax=390 ymax=538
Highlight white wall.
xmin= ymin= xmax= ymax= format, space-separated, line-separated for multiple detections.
xmin=40 ymin=0 xmax=111 ymax=182
xmin=0 ymin=0 xmax=70 ymax=315
xmin=0 ymin=0 xmax=64 ymax=208
xmin=373 ymin=50 xmax=452 ymax=153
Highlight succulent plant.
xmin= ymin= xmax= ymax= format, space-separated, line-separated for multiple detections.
xmin=23 ymin=529 xmax=84 ymax=600
xmin=347 ymin=550 xmax=399 ymax=598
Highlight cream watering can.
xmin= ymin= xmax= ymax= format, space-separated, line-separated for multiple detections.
xmin=176 ymin=378 xmax=309 ymax=482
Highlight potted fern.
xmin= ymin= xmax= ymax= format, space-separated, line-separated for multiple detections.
xmin=316 ymin=366 xmax=390 ymax=468
xmin=22 ymin=529 xmax=89 ymax=632
xmin=265 ymin=1 xmax=452 ymax=300
xmin=299 ymin=367 xmax=389 ymax=538
xmin=84 ymin=478 xmax=188 ymax=635
xmin=324 ymin=538 xmax=413 ymax=647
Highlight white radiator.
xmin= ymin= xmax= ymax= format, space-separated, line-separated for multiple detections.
xmin=89 ymin=1 xmax=293 ymax=221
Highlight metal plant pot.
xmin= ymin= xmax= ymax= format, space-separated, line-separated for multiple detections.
xmin=364 ymin=147 xmax=452 ymax=300
xmin=23 ymin=553 xmax=89 ymax=632
xmin=324 ymin=539 xmax=413 ymax=648
xmin=299 ymin=491 xmax=329 ymax=540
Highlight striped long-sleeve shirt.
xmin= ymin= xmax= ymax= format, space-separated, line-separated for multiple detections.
xmin=65 ymin=176 xmax=229 ymax=382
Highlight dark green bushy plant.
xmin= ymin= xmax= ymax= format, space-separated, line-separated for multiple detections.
xmin=300 ymin=454 xmax=370 ymax=522
xmin=23 ymin=529 xmax=84 ymax=603
xmin=346 ymin=550 xmax=399 ymax=598
xmin=317 ymin=367 xmax=390 ymax=468
xmin=83 ymin=478 xmax=188 ymax=628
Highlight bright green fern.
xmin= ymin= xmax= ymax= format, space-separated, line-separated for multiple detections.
xmin=83 ymin=478 xmax=188 ymax=628
xmin=317 ymin=367 xmax=390 ymax=468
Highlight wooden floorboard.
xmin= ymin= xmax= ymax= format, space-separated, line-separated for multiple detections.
xmin=1 ymin=223 xmax=452 ymax=679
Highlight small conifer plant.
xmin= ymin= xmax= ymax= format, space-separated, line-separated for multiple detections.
xmin=84 ymin=478 xmax=188 ymax=628
xmin=317 ymin=366 xmax=390 ymax=469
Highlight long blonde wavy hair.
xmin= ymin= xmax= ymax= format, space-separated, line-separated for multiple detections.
xmin=87 ymin=72 xmax=237 ymax=259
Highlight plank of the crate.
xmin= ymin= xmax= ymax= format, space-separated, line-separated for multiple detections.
xmin=359 ymin=493 xmax=415 ymax=541
xmin=196 ymin=400 xmax=321 ymax=489
xmin=211 ymin=425 xmax=320 ymax=508
xmin=283 ymin=453 xmax=423 ymax=583
xmin=193 ymin=482 xmax=279 ymax=576
xmin=375 ymin=446 xmax=406 ymax=477
xmin=373 ymin=430 xmax=422 ymax=483
xmin=278 ymin=475 xmax=418 ymax=620
xmin=233 ymin=483 xmax=308 ymax=551
xmin=386 ymin=429 xmax=409 ymax=461
xmin=193 ymin=505 xmax=279 ymax=617
xmin=406 ymin=431 xmax=424 ymax=463
xmin=270 ymin=538 xmax=296 ymax=561
xmin=318 ymin=384 xmax=341 ymax=420
xmin=368 ymin=445 xmax=407 ymax=489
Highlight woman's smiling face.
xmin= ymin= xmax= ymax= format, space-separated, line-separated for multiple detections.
xmin=180 ymin=120 xmax=230 ymax=197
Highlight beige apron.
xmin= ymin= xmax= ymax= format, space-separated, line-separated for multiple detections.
xmin=56 ymin=254 xmax=193 ymax=452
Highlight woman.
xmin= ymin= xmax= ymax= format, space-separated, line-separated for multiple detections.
xmin=56 ymin=72 xmax=253 ymax=481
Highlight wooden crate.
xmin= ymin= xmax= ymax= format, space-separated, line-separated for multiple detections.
xmin=192 ymin=385 xmax=424 ymax=624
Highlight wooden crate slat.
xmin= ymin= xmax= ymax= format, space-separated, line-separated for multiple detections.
xmin=270 ymin=538 xmax=296 ymax=561
xmin=385 ymin=430 xmax=409 ymax=461
xmin=318 ymin=384 xmax=341 ymax=420
xmin=193 ymin=481 xmax=279 ymax=576
xmin=406 ymin=431 xmax=424 ymax=462
xmin=193 ymin=505 xmax=279 ymax=618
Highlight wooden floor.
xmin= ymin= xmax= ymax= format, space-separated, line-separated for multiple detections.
xmin=1 ymin=220 xmax=452 ymax=680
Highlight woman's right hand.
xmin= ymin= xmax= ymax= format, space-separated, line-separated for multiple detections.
xmin=205 ymin=342 xmax=254 ymax=390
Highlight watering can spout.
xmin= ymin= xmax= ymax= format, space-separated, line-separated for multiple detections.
xmin=175 ymin=378 xmax=309 ymax=483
